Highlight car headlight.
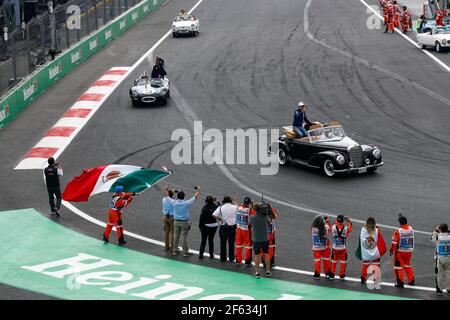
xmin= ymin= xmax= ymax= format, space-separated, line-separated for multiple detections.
xmin=130 ymin=88 xmax=137 ymax=95
xmin=373 ymin=148 xmax=381 ymax=159
xmin=336 ymin=155 xmax=345 ymax=165
xmin=443 ymin=39 xmax=448 ymax=45
xmin=191 ymin=24 xmax=195 ymax=27
xmin=349 ymin=161 xmax=354 ymax=168
xmin=172 ymin=25 xmax=176 ymax=29
xmin=365 ymin=158 xmax=371 ymax=165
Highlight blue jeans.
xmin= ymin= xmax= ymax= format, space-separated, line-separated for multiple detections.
xmin=293 ymin=126 xmax=307 ymax=138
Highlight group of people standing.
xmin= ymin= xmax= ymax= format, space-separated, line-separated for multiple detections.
xmin=158 ymin=184 xmax=450 ymax=293
xmin=44 ymin=156 xmax=450 ymax=294
xmin=311 ymin=214 xmax=450 ymax=295
xmin=380 ymin=0 xmax=413 ymax=34
xmin=162 ymin=185 xmax=278 ymax=278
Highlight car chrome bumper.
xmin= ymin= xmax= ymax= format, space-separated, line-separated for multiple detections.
xmin=174 ymin=29 xmax=195 ymax=33
xmin=334 ymin=162 xmax=384 ymax=173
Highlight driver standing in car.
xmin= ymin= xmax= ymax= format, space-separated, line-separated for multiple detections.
xmin=151 ymin=57 xmax=167 ymax=79
xmin=292 ymin=102 xmax=313 ymax=138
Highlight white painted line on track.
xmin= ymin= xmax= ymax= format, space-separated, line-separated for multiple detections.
xmin=360 ymin=0 xmax=450 ymax=73
xmin=54 ymin=117 xmax=88 ymax=128
xmin=71 ymin=101 xmax=100 ymax=109
xmin=34 ymin=137 xmax=70 ymax=149
xmin=304 ymin=0 xmax=450 ymax=106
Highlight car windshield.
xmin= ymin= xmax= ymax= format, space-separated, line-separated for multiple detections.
xmin=435 ymin=27 xmax=450 ymax=34
xmin=308 ymin=125 xmax=346 ymax=143
xmin=137 ymin=78 xmax=163 ymax=86
xmin=175 ymin=14 xmax=194 ymax=22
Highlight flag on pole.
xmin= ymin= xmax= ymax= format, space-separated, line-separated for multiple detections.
xmin=355 ymin=227 xmax=387 ymax=261
xmin=62 ymin=164 xmax=171 ymax=202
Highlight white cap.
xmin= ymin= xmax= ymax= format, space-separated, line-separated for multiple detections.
xmin=298 ymin=101 xmax=305 ymax=107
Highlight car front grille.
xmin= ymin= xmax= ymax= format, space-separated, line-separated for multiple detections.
xmin=349 ymin=145 xmax=363 ymax=167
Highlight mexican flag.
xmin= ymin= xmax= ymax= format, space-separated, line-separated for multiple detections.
xmin=355 ymin=227 xmax=387 ymax=261
xmin=62 ymin=165 xmax=171 ymax=202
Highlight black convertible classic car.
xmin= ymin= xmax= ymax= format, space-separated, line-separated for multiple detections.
xmin=270 ymin=123 xmax=383 ymax=177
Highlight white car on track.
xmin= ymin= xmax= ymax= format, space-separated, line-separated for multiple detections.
xmin=417 ymin=25 xmax=450 ymax=53
xmin=172 ymin=13 xmax=199 ymax=37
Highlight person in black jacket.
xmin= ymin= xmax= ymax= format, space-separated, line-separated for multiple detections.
xmin=198 ymin=195 xmax=219 ymax=259
xmin=151 ymin=57 xmax=167 ymax=79
xmin=44 ymin=157 xmax=63 ymax=216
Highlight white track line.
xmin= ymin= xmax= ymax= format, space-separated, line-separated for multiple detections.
xmin=304 ymin=0 xmax=450 ymax=106
xmin=360 ymin=0 xmax=450 ymax=73
xmin=58 ymin=0 xmax=437 ymax=294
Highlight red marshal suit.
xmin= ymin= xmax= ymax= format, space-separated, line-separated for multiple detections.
xmin=400 ymin=10 xmax=412 ymax=33
xmin=261 ymin=206 xmax=278 ymax=266
xmin=104 ymin=191 xmax=134 ymax=243
xmin=330 ymin=219 xmax=353 ymax=278
xmin=390 ymin=224 xmax=415 ymax=286
xmin=312 ymin=221 xmax=332 ymax=275
xmin=235 ymin=205 xmax=254 ymax=265
xmin=385 ymin=5 xmax=395 ymax=33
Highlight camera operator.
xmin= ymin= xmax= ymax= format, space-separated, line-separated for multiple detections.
xmin=44 ymin=157 xmax=63 ymax=216
xmin=431 ymin=223 xmax=450 ymax=295
xmin=249 ymin=202 xmax=274 ymax=278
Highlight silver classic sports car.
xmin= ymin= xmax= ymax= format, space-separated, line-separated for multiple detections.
xmin=129 ymin=75 xmax=170 ymax=106
xmin=172 ymin=13 xmax=200 ymax=37
xmin=270 ymin=123 xmax=383 ymax=177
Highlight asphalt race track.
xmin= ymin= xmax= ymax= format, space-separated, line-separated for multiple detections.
xmin=1 ymin=0 xmax=450 ymax=300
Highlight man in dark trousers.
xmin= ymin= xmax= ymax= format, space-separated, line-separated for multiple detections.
xmin=151 ymin=57 xmax=167 ymax=79
xmin=44 ymin=157 xmax=63 ymax=216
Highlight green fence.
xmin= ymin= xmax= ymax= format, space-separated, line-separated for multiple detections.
xmin=0 ymin=0 xmax=165 ymax=130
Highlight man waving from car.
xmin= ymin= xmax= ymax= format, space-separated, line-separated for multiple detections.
xmin=151 ymin=57 xmax=167 ymax=79
xmin=293 ymin=102 xmax=314 ymax=138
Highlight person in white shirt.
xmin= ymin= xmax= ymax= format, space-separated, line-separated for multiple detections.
xmin=213 ymin=196 xmax=238 ymax=262
xmin=431 ymin=223 xmax=450 ymax=295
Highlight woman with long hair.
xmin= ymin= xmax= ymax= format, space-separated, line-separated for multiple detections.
xmin=311 ymin=215 xmax=332 ymax=279
xmin=198 ymin=195 xmax=219 ymax=259
xmin=357 ymin=217 xmax=387 ymax=284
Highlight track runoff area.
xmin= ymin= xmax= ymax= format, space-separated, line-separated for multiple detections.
xmin=3 ymin=0 xmax=450 ymax=309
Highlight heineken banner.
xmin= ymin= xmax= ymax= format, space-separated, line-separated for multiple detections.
xmin=0 ymin=0 xmax=165 ymax=130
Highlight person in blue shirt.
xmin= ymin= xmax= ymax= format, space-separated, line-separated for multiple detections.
xmin=164 ymin=184 xmax=201 ymax=257
xmin=162 ymin=189 xmax=175 ymax=251
xmin=293 ymin=102 xmax=313 ymax=138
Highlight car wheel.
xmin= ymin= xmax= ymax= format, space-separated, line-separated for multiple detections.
xmin=322 ymin=159 xmax=335 ymax=177
xmin=131 ymin=100 xmax=138 ymax=107
xmin=195 ymin=30 xmax=199 ymax=36
xmin=173 ymin=32 xmax=177 ymax=38
xmin=420 ymin=44 xmax=426 ymax=49
xmin=278 ymin=147 xmax=289 ymax=166
xmin=436 ymin=42 xmax=442 ymax=53
xmin=166 ymin=90 xmax=170 ymax=98
xmin=161 ymin=98 xmax=168 ymax=106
